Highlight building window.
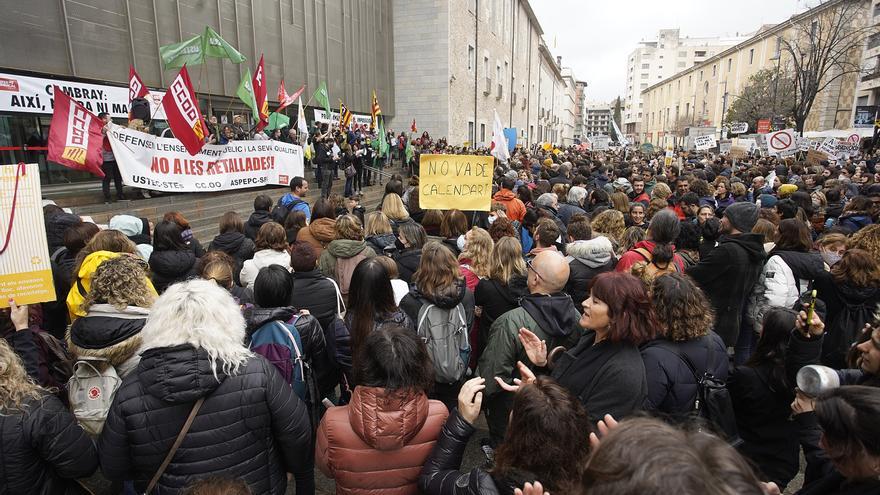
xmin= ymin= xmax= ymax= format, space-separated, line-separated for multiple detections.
xmin=640 ymin=83 xmax=648 ymax=89
xmin=468 ymin=122 xmax=475 ymax=143
xmin=695 ymin=50 xmax=706 ymax=57
xmin=468 ymin=45 xmax=475 ymax=71
xmin=727 ymin=58 xmax=732 ymax=72
xmin=712 ymin=64 xmax=716 ymax=77
xmin=749 ymin=49 xmax=754 ymax=64
xmin=641 ymin=74 xmax=648 ymax=79
xmin=641 ymin=63 xmax=650 ymax=69
xmin=678 ymin=61 xmax=686 ymax=68
xmin=480 ymin=123 xmax=486 ymax=143
xmin=483 ymin=57 xmax=489 ymax=77
xmin=678 ymin=51 xmax=687 ymax=57
xmin=659 ymin=55 xmax=664 ymax=59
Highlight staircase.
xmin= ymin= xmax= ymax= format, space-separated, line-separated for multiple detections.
xmin=45 ymin=167 xmax=402 ymax=244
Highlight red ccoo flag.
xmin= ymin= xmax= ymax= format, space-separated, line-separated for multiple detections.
xmin=252 ymin=55 xmax=269 ymax=131
xmin=128 ymin=65 xmax=149 ymax=103
xmin=277 ymin=83 xmax=305 ymax=113
xmin=47 ymin=86 xmax=105 ymax=177
xmin=161 ymin=66 xmax=209 ymax=156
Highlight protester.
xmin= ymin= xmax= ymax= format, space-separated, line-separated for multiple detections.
xmin=474 ymin=237 xmax=528 ymax=360
xmin=296 ymin=199 xmax=338 ymax=258
xmin=108 ymin=214 xmax=153 ymax=260
xmin=394 ymin=221 xmax=428 ymax=283
xmin=239 ymin=222 xmax=292 ymax=289
xmin=492 ymin=177 xmax=526 ymax=222
xmin=245 ymin=194 xmax=274 ymax=241
xmin=458 ymin=227 xmax=494 ymax=291
xmin=440 ymin=209 xmax=469 ymax=255
xmin=290 ymin=241 xmax=340 ymax=335
xmin=45 ymin=220 xmax=99 ymax=337
xmin=285 ymin=210 xmax=308 ymax=245
xmin=373 ymin=255 xmax=410 ymax=305
xmin=564 ymin=216 xmax=615 ymax=307
xmin=277 ymin=176 xmax=312 ymax=222
xmin=207 ymin=211 xmax=256 ymax=285
xmin=756 ymin=218 xmax=825 ymax=313
xmin=616 ymin=209 xmax=685 ymax=275
xmin=318 ymin=214 xmax=376 ymax=302
xmin=149 ymin=220 xmax=199 ymax=293
xmin=364 ymin=211 xmax=397 ymax=256
xmin=163 ymin=211 xmax=206 ymax=257
xmin=197 ymin=250 xmax=254 ymax=305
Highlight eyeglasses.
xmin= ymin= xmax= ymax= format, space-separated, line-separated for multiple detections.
xmin=526 ymin=257 xmax=543 ymax=280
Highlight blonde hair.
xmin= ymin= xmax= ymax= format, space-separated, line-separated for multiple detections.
xmin=381 ymin=193 xmax=410 ymax=222
xmin=651 ymin=182 xmax=672 ymax=201
xmin=610 ymin=192 xmax=630 ymax=214
xmin=489 ymin=237 xmax=526 ymax=285
xmin=365 ymin=211 xmax=392 ymax=236
xmin=0 ymin=339 xmax=45 ymax=411
xmin=335 ymin=214 xmax=364 ymax=241
xmin=591 ymin=209 xmax=626 ymax=246
xmin=459 ymin=227 xmax=494 ymax=278
xmin=84 ymin=255 xmax=155 ymax=311
xmin=849 ymin=224 xmax=880 ymax=260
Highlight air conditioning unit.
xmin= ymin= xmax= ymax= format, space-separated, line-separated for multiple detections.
xmin=496 ymin=84 xmax=503 ymax=99
xmin=483 ymin=77 xmax=492 ymax=95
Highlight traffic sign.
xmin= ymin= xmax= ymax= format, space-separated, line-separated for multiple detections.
xmin=766 ymin=129 xmax=798 ymax=156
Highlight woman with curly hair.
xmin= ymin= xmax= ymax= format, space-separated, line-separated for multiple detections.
xmin=67 ymin=254 xmax=155 ymax=379
xmin=650 ymin=181 xmax=672 ymax=203
xmin=849 ymin=223 xmax=880 ymax=260
xmin=639 ymin=272 xmax=727 ymax=416
xmin=591 ymin=209 xmax=626 ymax=251
xmin=0 ymin=339 xmax=98 ymax=492
xmin=458 ymin=227 xmax=494 ymax=291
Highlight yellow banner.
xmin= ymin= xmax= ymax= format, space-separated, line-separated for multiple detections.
xmin=419 ymin=154 xmax=493 ymax=211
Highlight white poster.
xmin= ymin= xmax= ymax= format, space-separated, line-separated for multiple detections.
xmin=729 ymin=122 xmax=748 ymax=134
xmin=694 ymin=134 xmax=717 ymax=150
xmin=0 ymin=71 xmax=165 ymax=120
xmin=107 ymin=126 xmax=303 ymax=193
xmin=766 ymin=128 xmax=798 ymax=157
xmin=312 ymin=108 xmax=372 ymax=126
xmin=588 ymin=135 xmax=611 ymax=151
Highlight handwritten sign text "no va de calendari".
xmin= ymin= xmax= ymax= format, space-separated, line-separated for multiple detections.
xmin=419 ymin=154 xmax=494 ymax=211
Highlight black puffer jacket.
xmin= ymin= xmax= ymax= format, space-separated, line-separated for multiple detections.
xmin=44 ymin=212 xmax=80 ymax=255
xmin=45 ymin=247 xmax=78 ymax=338
xmin=97 ymin=344 xmax=313 ymax=494
xmin=290 ymin=270 xmax=340 ymax=335
xmin=149 ymin=249 xmax=197 ymax=293
xmin=639 ymin=332 xmax=728 ymax=415
xmin=0 ymin=394 xmax=99 ymax=494
xmin=208 ymin=231 xmax=256 ymax=284
xmin=366 ymin=233 xmax=397 ymax=256
xmin=244 ymin=210 xmax=274 ymax=241
xmin=395 ymin=248 xmax=423 ymax=284
xmin=474 ymin=276 xmax=528 ymax=359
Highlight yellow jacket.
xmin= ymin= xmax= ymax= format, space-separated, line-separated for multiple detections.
xmin=66 ymin=251 xmax=157 ymax=321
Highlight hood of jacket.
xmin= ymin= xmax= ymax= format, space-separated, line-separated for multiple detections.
xmin=490 ymin=275 xmax=528 ymax=307
xmin=244 ymin=306 xmax=297 ymax=336
xmin=309 ymin=218 xmax=337 ymax=243
xmin=149 ymin=249 xmax=196 ymax=276
xmin=108 ymin=214 xmax=143 ymax=237
xmin=46 ymin=212 xmax=81 ymax=252
xmin=567 ymin=237 xmax=614 ymax=268
xmin=769 ymin=250 xmax=825 ymax=282
xmin=835 ymin=282 xmax=880 ymax=305
xmin=77 ymin=251 xmax=122 ymax=288
xmin=413 ymin=279 xmax=467 ymax=309
xmin=520 ymin=292 xmax=579 ymax=338
xmin=69 ymin=304 xmax=149 ymax=349
xmin=367 ymin=233 xmax=397 ymax=249
xmin=493 ymin=189 xmax=517 ymax=202
xmin=251 ymin=248 xmax=290 ymax=267
xmin=210 ymin=231 xmax=247 ymax=253
xmin=348 ymin=386 xmax=429 ymax=450
xmin=247 ymin=210 xmax=273 ymax=228
xmin=326 ymin=239 xmax=369 ymax=258
xmin=137 ymin=344 xmax=228 ymax=403
xmin=719 ymin=233 xmax=766 ymax=263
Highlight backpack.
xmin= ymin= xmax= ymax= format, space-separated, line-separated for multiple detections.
xmin=630 ymin=247 xmax=679 ymax=284
xmin=416 ymin=303 xmax=470 ymax=384
xmin=335 ymin=250 xmax=371 ymax=302
xmin=67 ymin=358 xmax=122 ymax=435
xmin=249 ymin=320 xmax=310 ymax=401
xmin=34 ymin=330 xmax=74 ymax=388
xmin=271 ymin=196 xmax=304 ymax=223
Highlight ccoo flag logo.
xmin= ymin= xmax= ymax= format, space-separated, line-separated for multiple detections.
xmin=47 ymin=86 xmax=105 ymax=177
xmin=161 ymin=65 xmax=208 ymax=156
xmin=62 ymin=104 xmax=92 ymax=165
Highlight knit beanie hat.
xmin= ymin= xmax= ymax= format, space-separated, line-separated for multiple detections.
xmin=778 ymin=184 xmax=798 ymax=198
xmin=724 ymin=202 xmax=759 ymax=233
xmin=758 ymin=194 xmax=778 ymax=208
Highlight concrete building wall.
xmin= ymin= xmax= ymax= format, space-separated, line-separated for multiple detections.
xmin=0 ymin=0 xmax=395 ymax=116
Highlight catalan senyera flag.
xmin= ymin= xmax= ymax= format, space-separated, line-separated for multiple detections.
xmin=47 ymin=86 xmax=105 ymax=177
xmin=128 ymin=66 xmax=149 ymax=104
xmin=161 ymin=66 xmax=209 ymax=156
xmin=252 ymin=55 xmax=269 ymax=131
xmin=371 ymin=90 xmax=382 ymax=129
xmin=339 ymin=101 xmax=353 ymax=129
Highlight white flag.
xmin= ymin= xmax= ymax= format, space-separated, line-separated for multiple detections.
xmin=491 ymin=109 xmax=510 ymax=162
xmin=297 ymin=97 xmax=308 ymax=135
xmin=611 ymin=118 xmax=629 ymax=147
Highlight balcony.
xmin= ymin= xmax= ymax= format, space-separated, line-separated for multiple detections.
xmin=483 ymin=77 xmax=492 ymax=95
xmin=863 ymin=69 xmax=880 ymax=82
xmin=496 ymin=83 xmax=503 ymax=99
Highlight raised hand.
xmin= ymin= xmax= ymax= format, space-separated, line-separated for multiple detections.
xmin=457 ymin=377 xmax=486 ymax=425
xmin=494 ymin=361 xmax=538 ymax=393
xmin=518 ymin=327 xmax=548 ymax=367
xmin=588 ymin=414 xmax=620 ymax=451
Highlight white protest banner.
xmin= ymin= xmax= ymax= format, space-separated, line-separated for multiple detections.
xmin=766 ymin=128 xmax=798 ymax=156
xmin=835 ymin=142 xmax=860 ymax=159
xmin=108 ymin=126 xmax=304 ymax=193
xmin=0 ymin=163 xmax=56 ymax=307
xmin=0 ymin=71 xmax=165 ymax=119
xmin=818 ymin=138 xmax=839 ymax=156
xmin=313 ymin=108 xmax=371 ymax=127
xmin=797 ymin=137 xmax=811 ymax=152
xmin=736 ymin=138 xmax=758 ymax=153
xmin=588 ymin=135 xmax=611 ymax=151
xmin=694 ymin=134 xmax=717 ymax=151
xmin=719 ymin=140 xmax=732 ymax=154
xmin=729 ymin=122 xmax=748 ymax=134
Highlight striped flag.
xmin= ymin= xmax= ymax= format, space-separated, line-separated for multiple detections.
xmin=339 ymin=101 xmax=353 ymax=128
xmin=371 ymin=90 xmax=382 ymax=129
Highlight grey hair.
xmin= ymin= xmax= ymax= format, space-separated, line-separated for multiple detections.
xmin=537 ymin=193 xmax=557 ymax=208
xmin=567 ymin=186 xmax=588 ymax=205
xmin=139 ymin=279 xmax=252 ymax=378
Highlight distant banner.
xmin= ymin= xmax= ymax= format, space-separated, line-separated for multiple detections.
xmin=419 ymin=154 xmax=493 ymax=211
xmin=107 ymin=126 xmax=303 ymax=192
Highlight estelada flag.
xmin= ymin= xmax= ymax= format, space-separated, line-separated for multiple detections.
xmin=161 ymin=66 xmax=208 ymax=156
xmin=47 ymin=86 xmax=105 ymax=177
xmin=339 ymin=102 xmax=353 ymax=128
xmin=128 ymin=66 xmax=149 ymax=103
xmin=252 ymin=55 xmax=269 ymax=131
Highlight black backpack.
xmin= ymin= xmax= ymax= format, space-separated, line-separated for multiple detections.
xmin=271 ymin=196 xmax=304 ymax=223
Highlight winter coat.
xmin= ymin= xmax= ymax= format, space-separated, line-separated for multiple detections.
xmin=812 ymin=270 xmax=880 ymax=369
xmin=557 ymin=201 xmax=586 ymax=226
xmin=400 ymin=281 xmax=476 ymax=341
xmin=97 ymin=344 xmax=313 ymax=494
xmin=208 ymin=231 xmax=256 ymax=284
xmin=0 ymin=394 xmax=99 ymax=494
xmin=240 ymin=249 xmax=292 ymax=289
xmin=366 ymin=233 xmax=397 ymax=256
xmin=761 ymin=251 xmax=825 ymax=309
xmin=316 ymin=386 xmax=448 ymax=495
xmin=458 ymin=258 xmax=482 ymax=292
xmin=492 ymin=189 xmax=526 ymax=222
xmin=45 ymin=212 xmax=80 ymax=255
xmin=244 ymin=210 xmax=274 ymax=240
xmin=639 ymin=333 xmax=728 ymax=415
xmin=687 ymin=233 xmax=766 ymax=346
xmin=565 ymin=237 xmax=616 ymax=307
xmin=836 ymin=211 xmax=873 ymax=234
xmin=45 ymin=247 xmax=78 ymax=337
xmin=395 ymin=248 xmax=423 ymax=284
xmin=290 ymin=270 xmax=341 ymax=335
xmin=279 ymin=192 xmax=312 ymax=221
xmin=67 ymin=304 xmax=149 ymax=378
xmin=149 ymin=249 xmax=197 ymax=293
xmin=331 ymin=309 xmax=414 ymax=389
xmin=474 ymin=276 xmax=528 ymax=359
xmin=479 ymin=292 xmax=582 ymax=399
xmin=551 ymin=331 xmax=647 ymax=422
xmin=318 ymin=240 xmax=376 ymax=299
xmin=67 ymin=251 xmax=157 ymax=322
xmin=296 ymin=218 xmax=337 ymax=258
xmin=616 ymin=240 xmax=686 ymax=274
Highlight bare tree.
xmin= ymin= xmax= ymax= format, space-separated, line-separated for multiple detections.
xmin=670 ymin=115 xmax=692 ymax=148
xmin=779 ymin=0 xmax=874 ymax=133
xmin=726 ymin=69 xmax=797 ymax=131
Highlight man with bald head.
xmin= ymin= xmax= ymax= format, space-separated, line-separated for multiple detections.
xmin=478 ymin=250 xmax=582 ymax=447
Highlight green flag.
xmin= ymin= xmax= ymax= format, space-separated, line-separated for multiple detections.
xmin=201 ymin=26 xmax=246 ymax=63
xmin=267 ymin=112 xmax=290 ymax=131
xmin=159 ymin=35 xmax=203 ymax=69
xmin=236 ymin=69 xmax=258 ymax=122
xmin=405 ymin=134 xmax=414 ymax=163
xmin=313 ymin=81 xmax=331 ymax=117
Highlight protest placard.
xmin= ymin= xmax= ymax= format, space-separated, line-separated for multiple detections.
xmin=0 ymin=163 xmax=56 ymax=307
xmin=419 ymin=154 xmax=493 ymax=211
xmin=729 ymin=122 xmax=748 ymax=134
xmin=589 ymin=135 xmax=611 ymax=151
xmin=719 ymin=140 xmax=732 ymax=154
xmin=728 ymin=145 xmax=749 ymax=159
xmin=766 ymin=129 xmax=798 ymax=156
xmin=108 ymin=126 xmax=303 ymax=192
xmin=806 ymin=149 xmax=829 ymax=167
xmin=694 ymin=134 xmax=716 ymax=151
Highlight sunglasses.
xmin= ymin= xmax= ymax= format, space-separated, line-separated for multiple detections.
xmin=526 ymin=257 xmax=544 ymax=280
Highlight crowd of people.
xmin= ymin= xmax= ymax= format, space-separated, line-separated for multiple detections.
xmin=4 ymin=140 xmax=880 ymax=495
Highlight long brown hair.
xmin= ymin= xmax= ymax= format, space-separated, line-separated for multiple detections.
xmin=832 ymin=249 xmax=880 ymax=288
xmin=651 ymin=273 xmax=715 ymax=342
xmin=488 ymin=236 xmax=526 ymax=285
xmin=413 ymin=242 xmax=461 ymax=299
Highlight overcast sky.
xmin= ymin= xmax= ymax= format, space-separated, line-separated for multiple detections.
xmin=530 ymin=0 xmax=809 ymax=103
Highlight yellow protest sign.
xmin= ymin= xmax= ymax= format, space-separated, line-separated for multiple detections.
xmin=0 ymin=163 xmax=56 ymax=307
xmin=419 ymin=154 xmax=493 ymax=211
xmin=541 ymin=142 xmax=552 ymax=151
